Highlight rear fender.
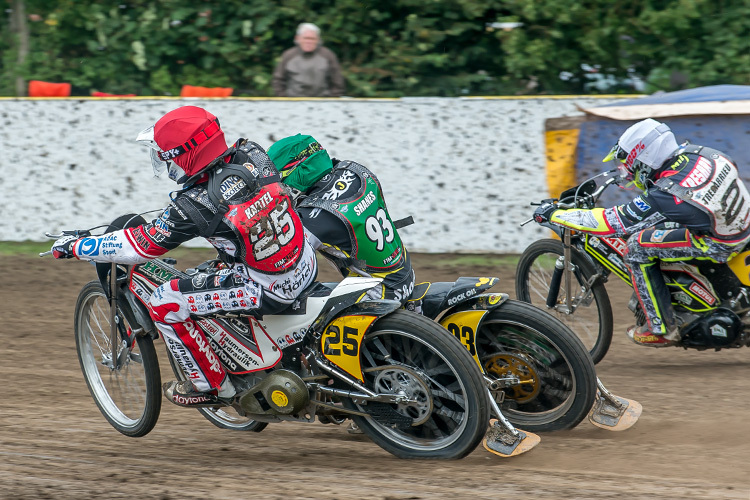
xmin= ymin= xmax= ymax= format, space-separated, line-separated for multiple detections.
xmin=420 ymin=277 xmax=501 ymax=320
xmin=437 ymin=293 xmax=510 ymax=370
xmin=320 ymin=300 xmax=401 ymax=382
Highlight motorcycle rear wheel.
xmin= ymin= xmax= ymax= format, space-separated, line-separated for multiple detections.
xmin=343 ymin=310 xmax=489 ymax=459
xmin=515 ymin=238 xmax=613 ymax=364
xmin=478 ymin=300 xmax=597 ymax=432
xmin=74 ymin=280 xmax=161 ymax=437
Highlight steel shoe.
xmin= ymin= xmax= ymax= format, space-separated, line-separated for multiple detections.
xmin=162 ymin=380 xmax=232 ymax=408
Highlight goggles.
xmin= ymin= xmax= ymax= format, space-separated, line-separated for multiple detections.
xmin=279 ymin=141 xmax=324 ymax=177
xmin=603 ymin=144 xmax=628 ymax=164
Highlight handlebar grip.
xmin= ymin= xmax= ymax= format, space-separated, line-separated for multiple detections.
xmin=39 ymin=250 xmax=53 ymax=257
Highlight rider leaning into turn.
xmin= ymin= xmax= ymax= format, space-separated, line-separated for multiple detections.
xmin=51 ymin=106 xmax=317 ymax=406
xmin=533 ymin=118 xmax=750 ymax=347
xmin=266 ymin=134 xmax=417 ymax=309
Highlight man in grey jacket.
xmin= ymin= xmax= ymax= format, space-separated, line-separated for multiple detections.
xmin=272 ymin=23 xmax=345 ymax=97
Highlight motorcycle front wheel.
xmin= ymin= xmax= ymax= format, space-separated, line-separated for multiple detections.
xmin=477 ymin=300 xmax=597 ymax=432
xmin=74 ymin=280 xmax=161 ymax=437
xmin=515 ymin=238 xmax=613 ymax=364
xmin=343 ymin=310 xmax=489 ymax=459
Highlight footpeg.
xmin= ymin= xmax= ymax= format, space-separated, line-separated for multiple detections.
xmin=483 ymin=419 xmax=541 ymax=457
xmin=588 ymin=378 xmax=642 ymax=431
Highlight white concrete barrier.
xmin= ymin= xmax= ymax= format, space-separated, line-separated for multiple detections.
xmin=0 ymin=96 xmax=622 ymax=252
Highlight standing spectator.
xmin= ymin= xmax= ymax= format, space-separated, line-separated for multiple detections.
xmin=272 ymin=23 xmax=345 ymax=97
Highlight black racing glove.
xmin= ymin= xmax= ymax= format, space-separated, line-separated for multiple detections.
xmin=533 ymin=202 xmax=558 ymax=224
xmin=52 ymin=235 xmax=78 ymax=259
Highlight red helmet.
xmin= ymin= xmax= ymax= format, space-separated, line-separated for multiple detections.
xmin=136 ymin=106 xmax=228 ymax=184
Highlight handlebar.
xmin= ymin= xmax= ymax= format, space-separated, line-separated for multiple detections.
xmin=521 ymin=171 xmax=620 ymax=228
xmin=39 ymin=229 xmax=92 ymax=257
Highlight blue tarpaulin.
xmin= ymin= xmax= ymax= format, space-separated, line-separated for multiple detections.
xmin=575 ymin=85 xmax=750 ymax=206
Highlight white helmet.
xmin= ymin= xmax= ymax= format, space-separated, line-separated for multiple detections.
xmin=603 ymin=118 xmax=679 ymax=191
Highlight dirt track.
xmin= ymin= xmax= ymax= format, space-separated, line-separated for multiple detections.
xmin=1 ymin=252 xmax=748 ymax=500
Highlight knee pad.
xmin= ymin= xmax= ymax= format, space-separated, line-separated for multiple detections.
xmin=148 ymin=279 xmax=190 ymax=324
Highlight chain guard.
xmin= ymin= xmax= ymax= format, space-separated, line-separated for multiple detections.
xmin=361 ymin=402 xmax=414 ymax=429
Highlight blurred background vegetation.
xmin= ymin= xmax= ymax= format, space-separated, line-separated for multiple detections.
xmin=2 ymin=0 xmax=748 ymax=98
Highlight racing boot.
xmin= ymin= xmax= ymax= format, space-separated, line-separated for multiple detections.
xmin=626 ymin=324 xmax=678 ymax=347
xmin=163 ymin=378 xmax=236 ymax=408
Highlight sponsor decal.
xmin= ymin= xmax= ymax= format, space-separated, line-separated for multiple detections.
xmin=625 ymin=206 xmax=642 ymax=221
xmin=166 ymin=337 xmax=200 ymax=380
xmin=185 ymin=321 xmax=224 ymax=373
xmin=78 ymin=237 xmax=102 ymax=257
xmin=192 ymin=273 xmax=208 ymax=288
xmin=710 ymin=324 xmax=727 ymax=338
xmin=131 ymin=226 xmax=154 ymax=252
xmin=393 ymin=281 xmax=415 ymax=302
xmin=139 ymin=261 xmax=176 ymax=282
xmin=673 ymin=291 xmax=691 ymax=305
xmin=243 ymin=191 xmax=274 ymax=218
xmin=694 ymin=163 xmax=732 ymax=204
xmin=220 ymin=176 xmax=246 ymax=200
xmin=650 ymin=230 xmax=669 ymax=243
xmin=488 ymin=294 xmax=503 ymax=305
xmin=269 ymin=257 xmax=312 ymax=295
xmin=173 ymin=394 xmax=212 ymax=406
xmin=308 ymin=170 xmax=357 ymax=218
xmin=633 ymin=196 xmax=651 ymax=212
xmin=606 ymin=252 xmax=627 ymax=270
xmin=602 ymin=237 xmax=627 ymax=256
xmin=382 ymin=246 xmax=403 ymax=266
xmin=689 ymin=282 xmax=716 ymax=305
xmin=447 ymin=287 xmax=478 ymax=306
xmin=680 ymin=157 xmax=713 ymax=188
xmin=353 ymin=191 xmax=377 ymax=216
xmin=243 ymin=163 xmax=260 ymax=177
xmin=588 ymin=236 xmax=600 ymax=249
xmin=671 ymin=154 xmax=690 ymax=171
xmin=624 ymin=141 xmax=645 ymax=169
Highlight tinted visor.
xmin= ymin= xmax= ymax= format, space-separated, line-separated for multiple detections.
xmin=135 ymin=125 xmax=170 ymax=177
xmin=603 ymin=143 xmax=628 ymax=163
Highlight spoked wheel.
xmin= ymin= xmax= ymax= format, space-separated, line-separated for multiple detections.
xmin=166 ymin=353 xmax=267 ymax=432
xmin=515 ymin=238 xmax=613 ymax=364
xmin=477 ymin=300 xmax=597 ymax=432
xmin=343 ymin=310 xmax=489 ymax=459
xmin=74 ymin=280 xmax=161 ymax=437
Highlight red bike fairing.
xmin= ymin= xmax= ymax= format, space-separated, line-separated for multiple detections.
xmin=221 ymin=182 xmax=305 ymax=274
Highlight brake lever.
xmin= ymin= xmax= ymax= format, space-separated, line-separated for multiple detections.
xmin=39 ymin=229 xmax=92 ymax=257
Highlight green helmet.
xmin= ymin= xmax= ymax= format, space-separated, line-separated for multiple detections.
xmin=267 ymin=134 xmax=333 ymax=193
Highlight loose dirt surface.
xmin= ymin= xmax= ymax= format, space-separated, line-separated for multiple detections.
xmin=1 ymin=252 xmax=748 ymax=500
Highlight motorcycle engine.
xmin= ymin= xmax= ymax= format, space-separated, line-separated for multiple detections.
xmin=238 ymin=369 xmax=309 ymax=416
xmin=680 ymin=308 xmax=742 ymax=349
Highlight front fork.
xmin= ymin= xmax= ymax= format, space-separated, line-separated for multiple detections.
xmin=547 ymin=229 xmax=575 ymax=312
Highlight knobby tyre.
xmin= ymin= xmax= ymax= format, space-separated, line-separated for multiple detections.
xmin=478 ymin=300 xmax=597 ymax=432
xmin=515 ymin=238 xmax=614 ymax=364
xmin=343 ymin=310 xmax=489 ymax=459
xmin=166 ymin=352 xmax=267 ymax=432
xmin=74 ymin=280 xmax=161 ymax=437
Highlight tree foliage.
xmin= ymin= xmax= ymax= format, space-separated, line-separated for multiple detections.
xmin=1 ymin=0 xmax=750 ymax=97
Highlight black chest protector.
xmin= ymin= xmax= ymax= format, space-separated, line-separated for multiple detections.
xmin=175 ymin=141 xmax=306 ymax=273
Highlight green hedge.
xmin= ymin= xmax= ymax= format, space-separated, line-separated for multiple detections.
xmin=2 ymin=0 xmax=748 ymax=97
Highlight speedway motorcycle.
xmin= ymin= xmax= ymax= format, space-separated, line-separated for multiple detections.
xmin=42 ymin=214 xmax=539 ymax=459
xmin=517 ymin=171 xmax=750 ymax=364
xmin=411 ymin=276 xmax=640 ymax=434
